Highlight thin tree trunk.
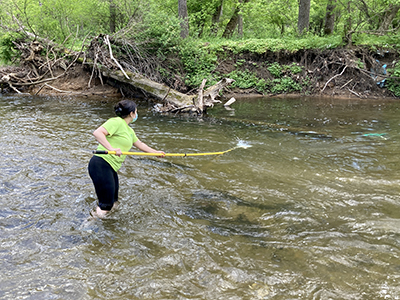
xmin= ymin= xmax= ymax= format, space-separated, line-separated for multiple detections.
xmin=297 ymin=0 xmax=311 ymax=35
xmin=378 ymin=4 xmax=400 ymax=32
xmin=109 ymin=0 xmax=116 ymax=33
xmin=179 ymin=0 xmax=189 ymax=39
xmin=211 ymin=0 xmax=223 ymax=35
xmin=222 ymin=6 xmax=240 ymax=38
xmin=324 ymin=0 xmax=336 ymax=35
xmin=222 ymin=0 xmax=248 ymax=38
xmin=238 ymin=13 xmax=243 ymax=36
xmin=343 ymin=0 xmax=353 ymax=46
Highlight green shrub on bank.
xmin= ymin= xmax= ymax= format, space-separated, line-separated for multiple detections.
xmin=387 ymin=62 xmax=400 ymax=97
xmin=228 ymin=70 xmax=266 ymax=90
xmin=204 ymin=35 xmax=343 ymax=54
xmin=175 ymin=36 xmax=340 ymax=89
xmin=225 ymin=62 xmax=305 ymax=94
xmin=0 ymin=32 xmax=23 ymax=65
xmin=353 ymin=33 xmax=400 ymax=49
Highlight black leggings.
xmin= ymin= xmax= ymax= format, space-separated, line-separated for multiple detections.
xmin=88 ymin=156 xmax=119 ymax=211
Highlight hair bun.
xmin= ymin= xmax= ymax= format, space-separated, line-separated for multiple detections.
xmin=114 ymin=100 xmax=136 ymax=118
xmin=115 ymin=106 xmax=123 ymax=116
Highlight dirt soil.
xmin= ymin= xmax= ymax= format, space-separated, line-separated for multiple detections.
xmin=31 ymin=65 xmax=121 ymax=98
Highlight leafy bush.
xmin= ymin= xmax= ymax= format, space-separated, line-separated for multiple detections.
xmin=267 ymin=62 xmax=283 ymax=77
xmin=0 ymin=32 xmax=23 ymax=64
xmin=269 ymin=77 xmax=302 ymax=93
xmin=228 ymin=70 xmax=265 ymax=90
xmin=288 ymin=63 xmax=303 ymax=74
xmin=177 ymin=39 xmax=219 ymax=87
xmin=387 ymin=62 xmax=400 ymax=97
xmin=205 ymin=36 xmax=343 ymax=54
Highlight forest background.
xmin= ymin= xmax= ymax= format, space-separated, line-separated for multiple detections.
xmin=0 ymin=0 xmax=400 ymax=100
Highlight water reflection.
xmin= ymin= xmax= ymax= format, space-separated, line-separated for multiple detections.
xmin=1 ymin=95 xmax=400 ymax=299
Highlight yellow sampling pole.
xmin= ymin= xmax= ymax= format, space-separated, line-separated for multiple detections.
xmin=92 ymin=147 xmax=237 ymax=157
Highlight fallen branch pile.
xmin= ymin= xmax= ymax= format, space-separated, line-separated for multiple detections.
xmin=0 ymin=35 xmax=88 ymax=95
xmin=1 ymin=34 xmax=235 ymax=114
xmin=304 ymin=48 xmax=391 ymax=98
xmin=85 ymin=34 xmax=235 ymax=114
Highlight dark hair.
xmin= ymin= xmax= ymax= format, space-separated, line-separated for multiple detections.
xmin=114 ymin=100 xmax=137 ymax=118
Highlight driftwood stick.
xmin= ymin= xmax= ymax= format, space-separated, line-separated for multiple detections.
xmin=104 ymin=35 xmax=129 ymax=79
xmin=35 ymin=84 xmax=46 ymax=95
xmin=8 ymin=83 xmax=23 ymax=93
xmin=340 ymin=79 xmax=353 ymax=89
xmin=196 ymin=79 xmax=207 ymax=114
xmin=88 ymin=53 xmax=98 ymax=88
xmin=204 ymin=78 xmax=235 ymax=103
xmin=224 ymin=97 xmax=236 ymax=106
xmin=321 ymin=65 xmax=347 ymax=92
xmin=7 ymin=82 xmax=30 ymax=95
xmin=162 ymin=87 xmax=171 ymax=102
xmin=11 ymin=73 xmax=64 ymax=86
xmin=44 ymin=83 xmax=72 ymax=93
xmin=348 ymin=88 xmax=361 ymax=98
xmin=66 ymin=33 xmax=89 ymax=71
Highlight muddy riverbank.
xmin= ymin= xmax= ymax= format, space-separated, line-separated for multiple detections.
xmin=1 ymin=46 xmax=398 ymax=102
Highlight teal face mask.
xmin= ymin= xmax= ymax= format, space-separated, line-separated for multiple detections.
xmin=131 ymin=112 xmax=138 ymax=123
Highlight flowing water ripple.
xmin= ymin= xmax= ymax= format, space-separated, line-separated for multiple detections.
xmin=1 ymin=95 xmax=400 ymax=299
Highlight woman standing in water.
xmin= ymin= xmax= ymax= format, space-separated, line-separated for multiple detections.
xmin=88 ymin=100 xmax=164 ymax=218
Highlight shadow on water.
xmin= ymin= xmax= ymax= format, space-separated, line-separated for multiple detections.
xmin=185 ymin=190 xmax=293 ymax=238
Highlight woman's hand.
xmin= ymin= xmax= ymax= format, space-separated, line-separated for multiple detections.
xmin=133 ymin=140 xmax=165 ymax=157
xmin=112 ymin=148 xmax=122 ymax=157
xmin=93 ymin=127 xmax=122 ymax=157
xmin=155 ymin=150 xmax=165 ymax=158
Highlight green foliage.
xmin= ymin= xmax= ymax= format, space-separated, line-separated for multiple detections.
xmin=223 ymin=61 xmax=305 ymax=94
xmin=267 ymin=63 xmax=283 ymax=78
xmin=178 ymin=39 xmax=219 ymax=87
xmin=0 ymin=32 xmax=23 ymax=64
xmin=386 ymin=62 xmax=400 ymax=97
xmin=205 ymin=36 xmax=343 ymax=55
xmin=242 ymin=0 xmax=298 ymax=37
xmin=133 ymin=14 xmax=182 ymax=54
xmin=269 ymin=77 xmax=302 ymax=93
xmin=267 ymin=62 xmax=302 ymax=78
xmin=228 ymin=70 xmax=265 ymax=89
xmin=353 ymin=33 xmax=400 ymax=49
xmin=0 ymin=0 xmax=398 ymax=47
xmin=288 ymin=63 xmax=303 ymax=74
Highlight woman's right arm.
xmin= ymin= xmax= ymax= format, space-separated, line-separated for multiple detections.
xmin=93 ymin=126 xmax=122 ymax=156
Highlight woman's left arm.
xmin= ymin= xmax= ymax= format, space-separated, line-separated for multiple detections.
xmin=133 ymin=140 xmax=165 ymax=157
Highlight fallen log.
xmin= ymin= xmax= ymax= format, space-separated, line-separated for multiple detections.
xmin=84 ymin=34 xmax=236 ymax=115
xmin=93 ymin=60 xmax=235 ymax=114
xmin=98 ymin=64 xmax=195 ymax=107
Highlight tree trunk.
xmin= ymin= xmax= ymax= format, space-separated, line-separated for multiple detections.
xmin=238 ymin=12 xmax=243 ymax=37
xmin=324 ymin=0 xmax=336 ymax=35
xmin=109 ymin=0 xmax=116 ymax=34
xmin=343 ymin=1 xmax=353 ymax=46
xmin=211 ymin=0 xmax=223 ymax=35
xmin=378 ymin=4 xmax=400 ymax=32
xmin=222 ymin=0 xmax=248 ymax=38
xmin=179 ymin=0 xmax=189 ymax=39
xmin=222 ymin=6 xmax=240 ymax=38
xmin=297 ymin=0 xmax=311 ymax=35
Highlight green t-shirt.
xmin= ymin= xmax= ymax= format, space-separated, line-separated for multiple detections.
xmin=95 ymin=117 xmax=138 ymax=171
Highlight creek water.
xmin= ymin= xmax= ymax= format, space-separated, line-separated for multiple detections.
xmin=1 ymin=94 xmax=400 ymax=299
